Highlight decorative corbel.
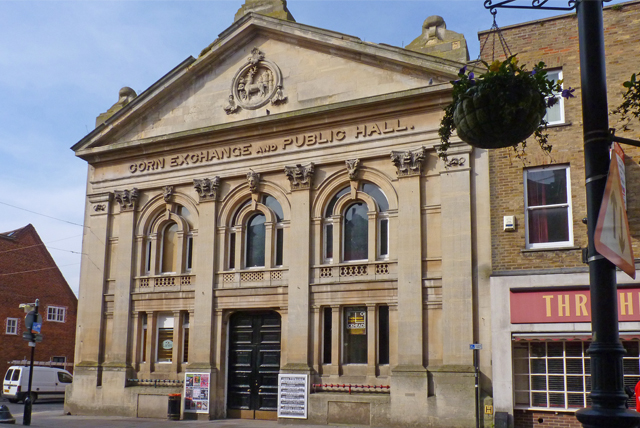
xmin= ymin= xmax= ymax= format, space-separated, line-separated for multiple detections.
xmin=390 ymin=147 xmax=426 ymax=177
xmin=162 ymin=186 xmax=174 ymax=203
xmin=114 ymin=188 xmax=139 ymax=211
xmin=346 ymin=159 xmax=360 ymax=181
xmin=193 ymin=177 xmax=220 ymax=202
xmin=247 ymin=170 xmax=261 ymax=207
xmin=345 ymin=158 xmax=360 ymax=195
xmin=284 ymin=163 xmax=315 ymax=191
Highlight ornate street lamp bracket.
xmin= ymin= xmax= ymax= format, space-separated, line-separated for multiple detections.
xmin=484 ymin=0 xmax=612 ymax=15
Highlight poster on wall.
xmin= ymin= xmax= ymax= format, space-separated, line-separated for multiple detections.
xmin=346 ymin=309 xmax=366 ymax=335
xmin=184 ymin=372 xmax=210 ymax=413
xmin=277 ymin=374 xmax=308 ymax=419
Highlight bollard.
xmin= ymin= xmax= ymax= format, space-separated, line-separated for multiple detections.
xmin=0 ymin=405 xmax=16 ymax=424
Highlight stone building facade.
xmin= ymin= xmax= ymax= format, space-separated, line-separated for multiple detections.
xmin=66 ymin=3 xmax=493 ymax=427
xmin=482 ymin=2 xmax=640 ymax=427
xmin=0 ymin=224 xmax=78 ymax=378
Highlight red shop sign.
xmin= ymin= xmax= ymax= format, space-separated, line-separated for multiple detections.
xmin=510 ymin=287 xmax=640 ymax=323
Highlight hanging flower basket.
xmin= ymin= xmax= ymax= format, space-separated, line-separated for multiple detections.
xmin=453 ymin=77 xmax=546 ymax=149
xmin=438 ymin=56 xmax=574 ymax=160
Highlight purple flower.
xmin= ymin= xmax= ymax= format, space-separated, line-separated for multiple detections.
xmin=531 ymin=69 xmax=537 ymax=75
xmin=469 ymin=72 xmax=475 ymax=80
xmin=561 ymin=88 xmax=576 ymax=98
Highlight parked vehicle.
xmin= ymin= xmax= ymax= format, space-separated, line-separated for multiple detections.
xmin=2 ymin=366 xmax=72 ymax=403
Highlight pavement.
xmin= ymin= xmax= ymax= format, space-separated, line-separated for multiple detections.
xmin=0 ymin=399 xmax=335 ymax=428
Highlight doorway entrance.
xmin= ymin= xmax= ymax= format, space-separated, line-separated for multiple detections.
xmin=227 ymin=311 xmax=281 ymax=420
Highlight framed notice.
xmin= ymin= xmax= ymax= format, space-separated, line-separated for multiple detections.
xmin=277 ymin=374 xmax=308 ymax=419
xmin=184 ymin=372 xmax=210 ymax=413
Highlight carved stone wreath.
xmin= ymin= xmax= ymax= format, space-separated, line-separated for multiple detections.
xmin=224 ymin=48 xmax=287 ymax=114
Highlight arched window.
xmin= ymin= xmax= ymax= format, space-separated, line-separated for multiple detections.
xmin=227 ymin=194 xmax=286 ymax=270
xmin=161 ymin=222 xmax=179 ymax=273
xmin=323 ymin=182 xmax=390 ymax=263
xmin=246 ymin=214 xmax=266 ymax=268
xmin=143 ymin=203 xmax=195 ymax=276
xmin=343 ymin=203 xmax=368 ymax=261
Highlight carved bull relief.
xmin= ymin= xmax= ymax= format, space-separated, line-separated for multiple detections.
xmin=224 ymin=48 xmax=287 ymax=114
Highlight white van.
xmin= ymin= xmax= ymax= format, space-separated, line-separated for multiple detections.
xmin=2 ymin=366 xmax=72 ymax=403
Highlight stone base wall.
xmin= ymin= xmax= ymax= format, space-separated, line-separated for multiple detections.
xmin=514 ymin=410 xmax=581 ymax=428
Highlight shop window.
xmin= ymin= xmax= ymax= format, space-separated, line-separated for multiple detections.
xmin=5 ymin=318 xmax=17 ymax=335
xmin=323 ymin=308 xmax=332 ymax=364
xmin=344 ymin=307 xmax=367 ymax=364
xmin=156 ymin=314 xmax=174 ymax=363
xmin=141 ymin=313 xmax=147 ymax=363
xmin=323 ymin=306 xmax=390 ymax=366
xmin=378 ymin=306 xmax=389 ymax=365
xmin=47 ymin=306 xmax=66 ymax=322
xmin=544 ymin=70 xmax=565 ymax=125
xmin=513 ymin=340 xmax=640 ymax=410
xmin=183 ymin=313 xmax=190 ymax=363
xmin=324 ymin=182 xmax=390 ymax=263
xmin=524 ymin=165 xmax=573 ymax=249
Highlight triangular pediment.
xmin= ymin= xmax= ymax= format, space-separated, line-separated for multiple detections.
xmin=73 ymin=13 xmax=463 ymax=156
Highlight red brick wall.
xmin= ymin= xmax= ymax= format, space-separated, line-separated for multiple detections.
xmin=515 ymin=410 xmax=582 ymax=428
xmin=479 ymin=1 xmax=640 ymax=273
xmin=0 ymin=224 xmax=78 ymax=377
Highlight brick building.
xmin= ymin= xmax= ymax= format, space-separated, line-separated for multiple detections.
xmin=0 ymin=224 xmax=78 ymax=378
xmin=481 ymin=2 xmax=640 ymax=427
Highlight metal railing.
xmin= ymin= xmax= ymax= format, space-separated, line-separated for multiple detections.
xmin=311 ymin=383 xmax=390 ymax=394
xmin=127 ymin=378 xmax=184 ymax=388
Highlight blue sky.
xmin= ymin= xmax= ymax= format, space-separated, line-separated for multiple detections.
xmin=0 ymin=0 xmax=629 ymax=295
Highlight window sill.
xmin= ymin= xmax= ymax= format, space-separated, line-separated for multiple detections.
xmin=521 ymin=246 xmax=581 ymax=253
xmin=546 ymin=121 xmax=572 ymax=129
xmin=514 ymin=406 xmax=579 ymax=413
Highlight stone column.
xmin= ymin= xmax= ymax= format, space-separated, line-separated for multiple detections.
xmin=131 ymin=312 xmax=143 ymax=371
xmin=429 ymin=154 xmax=475 ymax=425
xmin=330 ymin=305 xmax=341 ymax=376
xmin=65 ymin=192 xmax=111 ymax=414
xmin=172 ymin=311 xmax=183 ymax=373
xmin=282 ymin=164 xmax=314 ymax=374
xmin=389 ymin=148 xmax=429 ymax=424
xmin=366 ymin=304 xmax=377 ymax=377
xmin=104 ymin=188 xmax=139 ymax=386
xmin=190 ymin=177 xmax=219 ymax=420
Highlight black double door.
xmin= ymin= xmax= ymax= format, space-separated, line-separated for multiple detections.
xmin=227 ymin=311 xmax=281 ymax=420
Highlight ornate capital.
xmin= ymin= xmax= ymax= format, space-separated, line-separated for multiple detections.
xmin=445 ymin=157 xmax=466 ymax=169
xmin=390 ymin=147 xmax=426 ymax=177
xmin=193 ymin=177 xmax=220 ymax=202
xmin=162 ymin=186 xmax=174 ymax=202
xmin=247 ymin=171 xmax=261 ymax=194
xmin=345 ymin=159 xmax=361 ymax=181
xmin=284 ymin=163 xmax=315 ymax=190
xmin=114 ymin=188 xmax=139 ymax=211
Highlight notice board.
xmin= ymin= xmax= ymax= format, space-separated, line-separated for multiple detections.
xmin=277 ymin=374 xmax=308 ymax=419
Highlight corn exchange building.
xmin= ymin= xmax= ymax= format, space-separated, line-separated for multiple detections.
xmin=66 ymin=2 xmax=493 ymax=427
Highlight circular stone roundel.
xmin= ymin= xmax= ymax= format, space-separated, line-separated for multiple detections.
xmin=230 ymin=48 xmax=285 ymax=110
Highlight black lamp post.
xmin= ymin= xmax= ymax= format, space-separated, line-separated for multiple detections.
xmin=483 ymin=1 xmax=640 ymax=427
xmin=22 ymin=299 xmax=39 ymax=426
